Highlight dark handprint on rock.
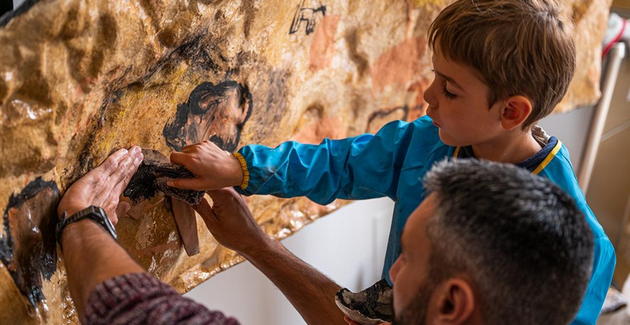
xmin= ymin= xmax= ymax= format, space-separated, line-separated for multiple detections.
xmin=0 ymin=178 xmax=60 ymax=310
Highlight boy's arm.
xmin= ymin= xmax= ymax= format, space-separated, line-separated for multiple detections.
xmin=170 ymin=119 xmax=419 ymax=204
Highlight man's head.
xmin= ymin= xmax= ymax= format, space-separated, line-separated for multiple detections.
xmin=424 ymin=0 xmax=575 ymax=146
xmin=389 ymin=159 xmax=594 ymax=325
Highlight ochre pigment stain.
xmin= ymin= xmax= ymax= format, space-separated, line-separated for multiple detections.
xmin=0 ymin=177 xmax=60 ymax=318
xmin=163 ymin=80 xmax=252 ymax=152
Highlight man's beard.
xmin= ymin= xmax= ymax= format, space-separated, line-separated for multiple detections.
xmin=392 ymin=279 xmax=435 ymax=325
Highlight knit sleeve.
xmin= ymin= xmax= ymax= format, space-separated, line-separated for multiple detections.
xmin=83 ymin=272 xmax=240 ymax=325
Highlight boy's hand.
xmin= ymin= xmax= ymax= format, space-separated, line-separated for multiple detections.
xmin=193 ymin=188 xmax=272 ymax=257
xmin=168 ymin=141 xmax=243 ymax=191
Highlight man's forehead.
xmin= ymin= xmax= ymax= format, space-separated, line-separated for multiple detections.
xmin=403 ymin=194 xmax=438 ymax=245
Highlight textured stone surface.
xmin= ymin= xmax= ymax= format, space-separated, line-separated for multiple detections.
xmin=0 ymin=0 xmax=612 ymax=323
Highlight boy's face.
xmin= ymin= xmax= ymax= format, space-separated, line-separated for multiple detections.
xmin=424 ymin=49 xmax=504 ymax=147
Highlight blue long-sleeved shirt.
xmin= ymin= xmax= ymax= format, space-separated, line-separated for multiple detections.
xmin=235 ymin=115 xmax=615 ymax=324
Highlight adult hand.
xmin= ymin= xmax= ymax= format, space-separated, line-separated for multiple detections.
xmin=192 ymin=188 xmax=271 ymax=256
xmin=168 ymin=141 xmax=243 ymax=191
xmin=57 ymin=146 xmax=143 ymax=225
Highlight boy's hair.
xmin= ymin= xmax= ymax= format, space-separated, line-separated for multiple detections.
xmin=428 ymin=0 xmax=576 ymax=128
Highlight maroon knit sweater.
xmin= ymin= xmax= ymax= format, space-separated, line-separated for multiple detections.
xmin=84 ymin=273 xmax=240 ymax=325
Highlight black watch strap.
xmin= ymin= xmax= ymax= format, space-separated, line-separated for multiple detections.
xmin=57 ymin=206 xmax=118 ymax=247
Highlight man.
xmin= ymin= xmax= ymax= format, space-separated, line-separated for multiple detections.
xmin=58 ymin=148 xmax=593 ymax=325
xmin=56 ymin=147 xmax=238 ymax=325
xmin=384 ymin=159 xmax=595 ymax=324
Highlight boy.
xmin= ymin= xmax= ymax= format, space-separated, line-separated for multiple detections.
xmin=168 ymin=0 xmax=615 ymax=323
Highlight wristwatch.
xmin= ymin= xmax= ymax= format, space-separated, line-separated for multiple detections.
xmin=56 ymin=206 xmax=118 ymax=246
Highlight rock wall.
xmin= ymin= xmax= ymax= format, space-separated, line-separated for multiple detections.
xmin=0 ymin=0 xmax=612 ymax=323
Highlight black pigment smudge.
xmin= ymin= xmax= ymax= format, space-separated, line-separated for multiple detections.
xmin=124 ymin=149 xmax=205 ymax=205
xmin=162 ymin=80 xmax=252 ymax=152
xmin=0 ymin=177 xmax=60 ymax=309
xmin=288 ymin=0 xmax=326 ymax=35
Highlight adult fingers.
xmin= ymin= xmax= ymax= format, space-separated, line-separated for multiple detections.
xmin=166 ymin=177 xmax=206 ymax=190
xmin=100 ymin=148 xmax=129 ymax=175
xmin=193 ymin=198 xmax=219 ymax=230
xmin=111 ymin=150 xmax=136 ymax=185
xmin=96 ymin=150 xmax=135 ymax=199
xmin=111 ymin=148 xmax=143 ymax=197
xmin=79 ymin=148 xmax=128 ymax=196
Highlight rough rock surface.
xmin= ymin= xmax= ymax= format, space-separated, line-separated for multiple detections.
xmin=0 ymin=0 xmax=612 ymax=323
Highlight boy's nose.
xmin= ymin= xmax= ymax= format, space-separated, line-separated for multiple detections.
xmin=423 ymin=82 xmax=438 ymax=108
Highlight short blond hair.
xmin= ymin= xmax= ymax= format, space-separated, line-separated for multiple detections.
xmin=428 ymin=0 xmax=575 ymax=128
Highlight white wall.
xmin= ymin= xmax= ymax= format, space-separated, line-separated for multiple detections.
xmin=185 ymin=197 xmax=394 ymax=325
xmin=13 ymin=0 xmax=25 ymax=9
xmin=538 ymin=105 xmax=594 ymax=171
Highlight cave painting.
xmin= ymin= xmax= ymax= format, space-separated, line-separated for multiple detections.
xmin=163 ymin=81 xmax=253 ymax=152
xmin=289 ymin=0 xmax=327 ymax=35
xmin=0 ymin=178 xmax=60 ymax=319
xmin=0 ymin=0 xmax=612 ymax=324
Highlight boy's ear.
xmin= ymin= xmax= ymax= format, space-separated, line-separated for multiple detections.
xmin=499 ymin=96 xmax=532 ymax=131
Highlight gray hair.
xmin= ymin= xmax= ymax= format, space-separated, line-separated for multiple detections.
xmin=423 ymin=159 xmax=594 ymax=325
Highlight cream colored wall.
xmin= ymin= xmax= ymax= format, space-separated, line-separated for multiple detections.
xmin=586 ymin=37 xmax=630 ymax=286
xmin=185 ymin=198 xmax=394 ymax=325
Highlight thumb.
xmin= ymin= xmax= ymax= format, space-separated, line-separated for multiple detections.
xmin=193 ymin=198 xmax=219 ymax=229
xmin=167 ymin=177 xmax=206 ymax=190
xmin=116 ymin=201 xmax=131 ymax=220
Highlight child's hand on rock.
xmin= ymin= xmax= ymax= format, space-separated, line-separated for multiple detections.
xmin=168 ymin=140 xmax=243 ymax=191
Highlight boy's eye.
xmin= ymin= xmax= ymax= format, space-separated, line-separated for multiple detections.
xmin=442 ymin=84 xmax=457 ymax=99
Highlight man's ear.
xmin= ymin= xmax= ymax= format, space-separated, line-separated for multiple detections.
xmin=499 ymin=95 xmax=532 ymax=131
xmin=434 ymin=278 xmax=476 ymax=325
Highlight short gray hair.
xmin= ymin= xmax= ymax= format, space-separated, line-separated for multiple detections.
xmin=423 ymin=159 xmax=593 ymax=325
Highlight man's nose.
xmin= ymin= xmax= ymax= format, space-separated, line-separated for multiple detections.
xmin=389 ymin=257 xmax=401 ymax=285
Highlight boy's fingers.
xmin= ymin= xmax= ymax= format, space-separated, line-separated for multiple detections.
xmin=181 ymin=143 xmax=198 ymax=152
xmin=167 ymin=178 xmax=206 ymax=190
xmin=170 ymin=152 xmax=191 ymax=166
